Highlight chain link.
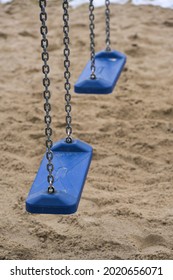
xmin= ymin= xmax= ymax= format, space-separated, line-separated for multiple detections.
xmin=89 ymin=0 xmax=96 ymax=80
xmin=39 ymin=0 xmax=55 ymax=194
xmin=63 ymin=0 xmax=73 ymax=144
xmin=105 ymin=0 xmax=111 ymax=51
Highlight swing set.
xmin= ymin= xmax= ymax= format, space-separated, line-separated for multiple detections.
xmin=25 ymin=0 xmax=126 ymax=215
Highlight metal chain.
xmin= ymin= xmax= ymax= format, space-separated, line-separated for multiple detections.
xmin=63 ymin=0 xmax=73 ymax=144
xmin=105 ymin=0 xmax=111 ymax=51
xmin=39 ymin=0 xmax=55 ymax=194
xmin=89 ymin=0 xmax=96 ymax=79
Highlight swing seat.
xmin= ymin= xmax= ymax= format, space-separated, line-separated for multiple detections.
xmin=26 ymin=139 xmax=93 ymax=215
xmin=74 ymin=50 xmax=126 ymax=94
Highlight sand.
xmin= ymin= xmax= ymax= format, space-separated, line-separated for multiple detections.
xmin=0 ymin=0 xmax=173 ymax=260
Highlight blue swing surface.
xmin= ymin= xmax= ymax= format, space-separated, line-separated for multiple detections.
xmin=26 ymin=139 xmax=93 ymax=215
xmin=74 ymin=50 xmax=126 ymax=94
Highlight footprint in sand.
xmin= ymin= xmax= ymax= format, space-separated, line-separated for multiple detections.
xmin=19 ymin=31 xmax=37 ymax=38
xmin=29 ymin=133 xmax=44 ymax=140
xmin=125 ymin=44 xmax=146 ymax=58
xmin=134 ymin=234 xmax=166 ymax=250
xmin=163 ymin=20 xmax=173 ymax=27
xmin=0 ymin=32 xmax=7 ymax=39
xmin=150 ymin=107 xmax=173 ymax=120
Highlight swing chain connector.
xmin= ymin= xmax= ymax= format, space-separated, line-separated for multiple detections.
xmin=63 ymin=0 xmax=73 ymax=144
xmin=89 ymin=0 xmax=96 ymax=80
xmin=48 ymin=185 xmax=55 ymax=194
xmin=105 ymin=0 xmax=111 ymax=52
xmin=39 ymin=0 xmax=55 ymax=194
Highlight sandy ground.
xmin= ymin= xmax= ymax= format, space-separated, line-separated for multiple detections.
xmin=0 ymin=0 xmax=173 ymax=260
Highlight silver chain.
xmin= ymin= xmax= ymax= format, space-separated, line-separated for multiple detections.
xmin=63 ymin=0 xmax=73 ymax=144
xmin=39 ymin=0 xmax=55 ymax=194
xmin=105 ymin=0 xmax=111 ymax=51
xmin=89 ymin=0 xmax=96 ymax=80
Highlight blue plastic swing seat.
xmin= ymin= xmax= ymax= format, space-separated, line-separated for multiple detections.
xmin=74 ymin=50 xmax=126 ymax=94
xmin=26 ymin=139 xmax=93 ymax=215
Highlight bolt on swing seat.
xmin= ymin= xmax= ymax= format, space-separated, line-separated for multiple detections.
xmin=26 ymin=139 xmax=93 ymax=214
xmin=74 ymin=50 xmax=126 ymax=94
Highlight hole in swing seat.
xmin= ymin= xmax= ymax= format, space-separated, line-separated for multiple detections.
xmin=26 ymin=139 xmax=93 ymax=215
xmin=74 ymin=50 xmax=126 ymax=94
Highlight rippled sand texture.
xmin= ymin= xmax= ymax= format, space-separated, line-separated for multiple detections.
xmin=0 ymin=0 xmax=173 ymax=259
